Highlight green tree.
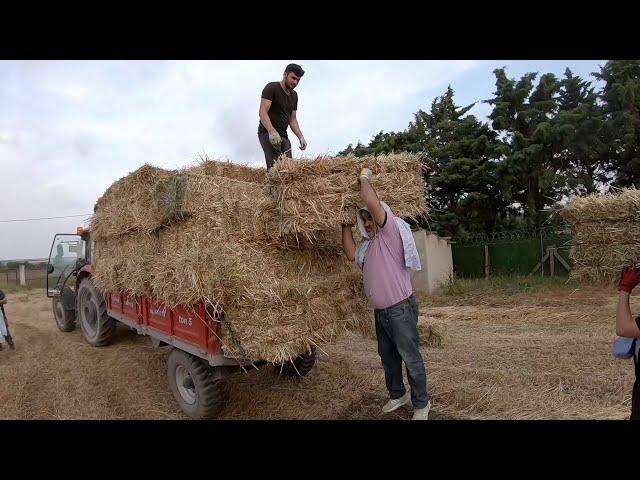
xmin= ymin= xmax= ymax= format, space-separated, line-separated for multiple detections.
xmin=593 ymin=60 xmax=640 ymax=187
xmin=341 ymin=86 xmax=506 ymax=237
xmin=487 ymin=68 xmax=565 ymax=228
xmin=553 ymin=68 xmax=607 ymax=195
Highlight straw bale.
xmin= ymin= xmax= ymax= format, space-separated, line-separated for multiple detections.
xmin=572 ymin=220 xmax=640 ymax=246
xmin=91 ymin=164 xmax=171 ymax=238
xmin=562 ymin=188 xmax=640 ymax=225
xmin=267 ymin=153 xmax=428 ymax=237
xmin=194 ymin=156 xmax=267 ymax=184
xmin=91 ymin=161 xmax=343 ymax=249
xmin=568 ymin=243 xmax=639 ymax=283
xmin=147 ymin=218 xmax=354 ymax=308
xmin=563 ymin=189 xmax=640 ymax=282
xmin=220 ymin=270 xmax=371 ymax=363
xmin=92 ymin=232 xmax=160 ymax=297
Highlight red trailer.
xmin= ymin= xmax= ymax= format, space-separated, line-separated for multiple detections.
xmin=46 ymin=229 xmax=316 ymax=419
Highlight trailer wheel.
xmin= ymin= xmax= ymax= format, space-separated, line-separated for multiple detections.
xmin=167 ymin=349 xmax=226 ymax=420
xmin=52 ymin=297 xmax=76 ymax=332
xmin=77 ymin=278 xmax=116 ymax=347
xmin=274 ymin=347 xmax=316 ymax=378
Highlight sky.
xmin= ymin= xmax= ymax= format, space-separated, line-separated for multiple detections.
xmin=0 ymin=59 xmax=605 ymax=260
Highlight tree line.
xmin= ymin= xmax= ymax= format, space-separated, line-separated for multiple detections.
xmin=340 ymin=60 xmax=640 ymax=238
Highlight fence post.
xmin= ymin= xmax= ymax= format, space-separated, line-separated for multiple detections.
xmin=19 ymin=264 xmax=27 ymax=286
xmin=549 ymin=246 xmax=555 ymax=277
xmin=484 ymin=244 xmax=490 ymax=279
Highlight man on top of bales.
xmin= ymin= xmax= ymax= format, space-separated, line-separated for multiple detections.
xmin=340 ymin=168 xmax=431 ymax=420
xmin=615 ymin=267 xmax=640 ymax=420
xmin=258 ymin=63 xmax=307 ymax=170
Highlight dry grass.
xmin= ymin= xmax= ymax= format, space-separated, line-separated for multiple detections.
xmin=0 ymin=280 xmax=634 ymax=420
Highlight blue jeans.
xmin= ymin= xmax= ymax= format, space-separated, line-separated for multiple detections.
xmin=374 ymin=294 xmax=429 ymax=409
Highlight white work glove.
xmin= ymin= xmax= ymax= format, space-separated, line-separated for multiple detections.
xmin=269 ymin=131 xmax=282 ymax=146
xmin=299 ymin=136 xmax=307 ymax=150
xmin=359 ymin=167 xmax=373 ymax=182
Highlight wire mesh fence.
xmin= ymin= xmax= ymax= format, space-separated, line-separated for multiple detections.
xmin=452 ymin=228 xmax=573 ymax=278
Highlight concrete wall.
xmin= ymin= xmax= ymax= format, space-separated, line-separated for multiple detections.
xmin=410 ymin=230 xmax=454 ymax=295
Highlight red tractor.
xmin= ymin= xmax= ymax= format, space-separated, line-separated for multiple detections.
xmin=46 ymin=228 xmax=316 ymax=419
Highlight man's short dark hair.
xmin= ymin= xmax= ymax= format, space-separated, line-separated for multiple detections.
xmin=285 ymin=63 xmax=305 ymax=77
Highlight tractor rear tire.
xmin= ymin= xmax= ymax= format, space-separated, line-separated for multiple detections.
xmin=77 ymin=278 xmax=116 ymax=347
xmin=52 ymin=297 xmax=76 ymax=332
xmin=167 ymin=349 xmax=227 ymax=420
xmin=274 ymin=347 xmax=316 ymax=378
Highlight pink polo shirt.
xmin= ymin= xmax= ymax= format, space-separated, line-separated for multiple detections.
xmin=361 ymin=212 xmax=413 ymax=310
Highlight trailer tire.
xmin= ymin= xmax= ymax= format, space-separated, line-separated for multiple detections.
xmin=77 ymin=278 xmax=116 ymax=347
xmin=274 ymin=347 xmax=316 ymax=378
xmin=52 ymin=297 xmax=76 ymax=332
xmin=167 ymin=349 xmax=226 ymax=420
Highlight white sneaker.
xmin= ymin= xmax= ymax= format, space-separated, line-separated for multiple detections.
xmin=382 ymin=391 xmax=411 ymax=413
xmin=412 ymin=401 xmax=432 ymax=420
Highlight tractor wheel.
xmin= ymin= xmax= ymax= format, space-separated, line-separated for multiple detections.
xmin=52 ymin=297 xmax=76 ymax=332
xmin=77 ymin=278 xmax=116 ymax=347
xmin=167 ymin=349 xmax=227 ymax=420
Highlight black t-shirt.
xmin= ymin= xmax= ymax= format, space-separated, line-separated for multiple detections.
xmin=258 ymin=82 xmax=298 ymax=137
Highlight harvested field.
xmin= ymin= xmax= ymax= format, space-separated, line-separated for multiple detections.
xmin=0 ymin=277 xmax=634 ymax=420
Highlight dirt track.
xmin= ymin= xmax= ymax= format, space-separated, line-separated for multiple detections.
xmin=0 ymin=284 xmax=635 ymax=420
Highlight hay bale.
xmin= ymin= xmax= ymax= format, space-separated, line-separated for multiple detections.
xmin=220 ymin=271 xmax=371 ymax=363
xmin=267 ymin=153 xmax=428 ymax=238
xmin=91 ymin=161 xmax=342 ymax=250
xmin=194 ymin=156 xmax=267 ymax=184
xmin=91 ymin=164 xmax=171 ymax=238
xmin=91 ymin=160 xmax=268 ymax=239
xmin=92 ymin=232 xmax=160 ymax=297
xmin=562 ymin=188 xmax=640 ymax=225
xmin=153 ymin=174 xmax=188 ymax=225
xmin=147 ymin=218 xmax=354 ymax=308
xmin=562 ymin=188 xmax=640 ymax=282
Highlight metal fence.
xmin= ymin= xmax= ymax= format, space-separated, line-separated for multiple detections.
xmin=452 ymin=229 xmax=573 ymax=278
xmin=0 ymin=266 xmax=47 ymax=287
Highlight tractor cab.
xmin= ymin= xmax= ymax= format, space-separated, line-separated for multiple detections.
xmin=46 ymin=227 xmax=92 ymax=298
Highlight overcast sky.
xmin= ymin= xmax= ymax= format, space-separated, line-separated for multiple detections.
xmin=0 ymin=60 xmax=604 ymax=260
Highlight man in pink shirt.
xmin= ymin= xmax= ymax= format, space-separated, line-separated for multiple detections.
xmin=341 ymin=168 xmax=430 ymax=420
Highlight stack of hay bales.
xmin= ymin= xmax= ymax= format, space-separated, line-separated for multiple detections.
xmin=91 ymin=154 xmax=427 ymax=363
xmin=562 ymin=188 xmax=640 ymax=282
